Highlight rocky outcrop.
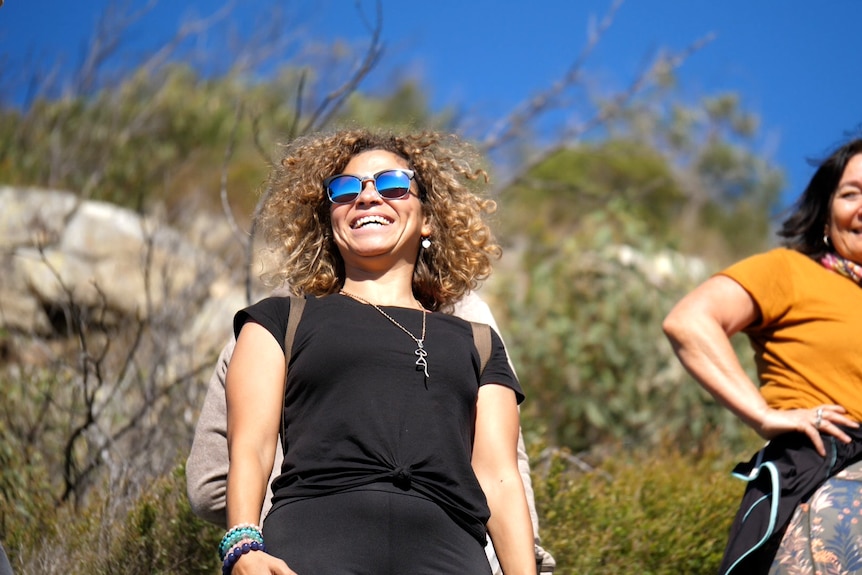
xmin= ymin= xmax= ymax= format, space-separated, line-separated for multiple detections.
xmin=0 ymin=186 xmax=251 ymax=359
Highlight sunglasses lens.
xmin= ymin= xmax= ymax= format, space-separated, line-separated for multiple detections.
xmin=325 ymin=170 xmax=414 ymax=203
xmin=374 ymin=170 xmax=411 ymax=199
xmin=326 ymin=175 xmax=361 ymax=204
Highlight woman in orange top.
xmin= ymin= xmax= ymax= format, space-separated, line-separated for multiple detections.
xmin=663 ymin=138 xmax=862 ymax=574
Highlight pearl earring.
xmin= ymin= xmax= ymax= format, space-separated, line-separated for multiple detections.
xmin=421 ymin=237 xmax=431 ymax=249
xmin=824 ymin=234 xmax=831 ymax=248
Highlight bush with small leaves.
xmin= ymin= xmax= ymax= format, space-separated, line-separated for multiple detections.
xmin=532 ymin=437 xmax=757 ymax=574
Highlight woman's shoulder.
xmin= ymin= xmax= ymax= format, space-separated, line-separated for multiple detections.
xmin=234 ymin=295 xmax=293 ymax=339
xmin=737 ymin=246 xmax=808 ymax=263
xmin=237 ymin=293 xmax=334 ymax=329
xmin=251 ymin=292 xmax=340 ymax=310
xmin=772 ymin=247 xmax=821 ymax=267
xmin=721 ymin=247 xmax=819 ymax=278
xmin=243 ymin=294 xmax=307 ymax=320
xmin=430 ymin=309 xmax=473 ymax=332
xmin=758 ymin=247 xmax=840 ymax=279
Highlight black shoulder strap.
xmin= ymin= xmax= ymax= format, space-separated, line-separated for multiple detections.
xmin=281 ymin=295 xmax=306 ymax=440
xmin=470 ymin=321 xmax=492 ymax=376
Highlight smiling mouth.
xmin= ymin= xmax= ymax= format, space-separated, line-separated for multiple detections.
xmin=351 ymin=215 xmax=393 ymax=229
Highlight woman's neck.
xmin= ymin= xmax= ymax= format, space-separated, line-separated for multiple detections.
xmin=340 ymin=277 xmax=422 ymax=309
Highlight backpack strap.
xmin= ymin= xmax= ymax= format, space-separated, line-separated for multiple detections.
xmin=281 ymin=295 xmax=306 ymax=440
xmin=470 ymin=321 xmax=492 ymax=376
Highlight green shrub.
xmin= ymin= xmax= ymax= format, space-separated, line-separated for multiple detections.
xmin=8 ymin=464 xmax=221 ymax=575
xmin=102 ymin=465 xmax=222 ymax=575
xmin=492 ymin=222 xmax=749 ymax=454
xmin=533 ymin=440 xmax=754 ymax=574
xmin=3 ymin=439 xmax=768 ymax=574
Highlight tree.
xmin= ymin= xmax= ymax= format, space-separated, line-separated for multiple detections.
xmin=489 ymin=92 xmax=780 ymax=453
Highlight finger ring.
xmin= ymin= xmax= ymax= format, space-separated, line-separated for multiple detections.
xmin=814 ymin=408 xmax=823 ymax=429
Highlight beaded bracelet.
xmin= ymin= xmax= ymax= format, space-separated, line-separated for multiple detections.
xmin=219 ymin=523 xmax=263 ymax=561
xmin=219 ymin=528 xmax=263 ymax=560
xmin=222 ymin=540 xmax=266 ymax=575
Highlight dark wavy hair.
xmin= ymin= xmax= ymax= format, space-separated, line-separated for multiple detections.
xmin=258 ymin=128 xmax=501 ymax=311
xmin=779 ymin=138 xmax=862 ymax=257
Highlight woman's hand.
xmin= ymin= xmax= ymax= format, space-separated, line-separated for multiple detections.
xmin=664 ymin=276 xmax=861 ymax=457
xmin=758 ymin=404 xmax=860 ymax=457
xmin=231 ymin=550 xmax=297 ymax=575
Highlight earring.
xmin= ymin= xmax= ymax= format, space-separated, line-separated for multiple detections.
xmin=824 ymin=234 xmax=831 ymax=248
xmin=421 ymin=237 xmax=431 ymax=249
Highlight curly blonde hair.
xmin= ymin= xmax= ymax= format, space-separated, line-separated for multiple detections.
xmin=258 ymin=128 xmax=501 ymax=311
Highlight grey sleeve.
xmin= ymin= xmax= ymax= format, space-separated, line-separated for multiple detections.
xmin=185 ymin=335 xmax=282 ymax=527
xmin=0 ymin=540 xmax=13 ymax=575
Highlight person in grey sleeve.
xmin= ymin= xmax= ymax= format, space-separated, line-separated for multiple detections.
xmin=0 ymin=542 xmax=13 ymax=575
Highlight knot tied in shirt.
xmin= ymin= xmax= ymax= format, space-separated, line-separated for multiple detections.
xmin=390 ymin=465 xmax=413 ymax=490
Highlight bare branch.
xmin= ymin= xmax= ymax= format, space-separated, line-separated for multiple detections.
xmin=536 ymin=446 xmax=613 ymax=481
xmin=479 ymin=0 xmax=624 ymax=154
xmin=249 ymin=108 xmax=271 ymax=163
xmin=288 ymin=70 xmax=309 ymax=140
xmin=219 ymin=102 xmax=249 ymax=244
xmin=227 ymin=5 xmax=299 ymax=76
xmin=136 ymin=1 xmax=235 ymax=79
xmin=300 ymin=0 xmax=385 ymax=133
xmin=243 ymin=1 xmax=386 ymax=302
xmin=33 ymin=245 xmax=103 ymax=504
xmin=491 ymin=32 xmax=716 ymax=196
xmin=245 ymin=196 xmax=264 ymax=304
xmin=76 ymin=0 xmax=159 ymax=95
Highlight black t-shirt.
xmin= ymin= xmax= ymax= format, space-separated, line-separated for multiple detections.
xmin=234 ymin=293 xmax=522 ymax=544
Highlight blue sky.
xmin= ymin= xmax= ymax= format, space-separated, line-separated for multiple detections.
xmin=2 ymin=0 xmax=861 ymax=213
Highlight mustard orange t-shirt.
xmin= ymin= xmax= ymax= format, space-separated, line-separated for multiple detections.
xmin=719 ymin=248 xmax=862 ymax=422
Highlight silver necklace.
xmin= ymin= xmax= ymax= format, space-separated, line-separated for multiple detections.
xmin=340 ymin=290 xmax=429 ymax=378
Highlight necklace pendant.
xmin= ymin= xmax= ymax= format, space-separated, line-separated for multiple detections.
xmin=340 ymin=291 xmax=429 ymax=378
xmin=414 ymin=340 xmax=429 ymax=378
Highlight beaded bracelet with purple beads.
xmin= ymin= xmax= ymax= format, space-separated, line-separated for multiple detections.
xmin=221 ymin=539 xmax=266 ymax=575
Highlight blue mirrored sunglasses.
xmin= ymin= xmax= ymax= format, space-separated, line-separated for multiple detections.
xmin=324 ymin=169 xmax=415 ymax=204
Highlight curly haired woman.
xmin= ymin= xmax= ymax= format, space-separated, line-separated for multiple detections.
xmin=221 ymin=129 xmax=536 ymax=575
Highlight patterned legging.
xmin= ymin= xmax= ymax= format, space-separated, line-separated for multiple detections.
xmin=770 ymin=459 xmax=862 ymax=574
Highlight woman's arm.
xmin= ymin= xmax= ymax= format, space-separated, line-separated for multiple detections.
xmin=226 ymin=322 xmax=295 ymax=575
xmin=662 ymin=274 xmax=856 ymax=456
xmin=473 ymin=384 xmax=537 ymax=575
xmin=454 ymin=294 xmax=548 ymax=560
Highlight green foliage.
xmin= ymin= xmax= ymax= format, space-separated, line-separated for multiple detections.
xmin=0 ymin=69 xmax=454 ymax=225
xmin=1 ymin=66 xmax=232 ymax=208
xmin=0 ymin=367 xmax=68 ymax=550
xmin=499 ymin=140 xmax=686 ymax=247
xmin=339 ymin=80 xmax=454 ymax=130
xmin=6 ymin=465 xmax=221 ymax=575
xmin=611 ymin=91 xmax=784 ymax=261
xmin=490 ymin=91 xmax=778 ymax=453
xmin=695 ymin=138 xmax=784 ymax=256
xmin=0 ymin=315 xmax=210 ymax=508
xmin=533 ymin=440 xmax=751 ymax=574
xmin=102 ymin=466 xmax=221 ymax=575
xmin=1 ymin=442 xmax=758 ymax=575
xmin=492 ymin=208 xmax=752 ymax=453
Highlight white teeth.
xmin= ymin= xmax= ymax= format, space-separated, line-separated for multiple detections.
xmin=352 ymin=215 xmax=392 ymax=229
